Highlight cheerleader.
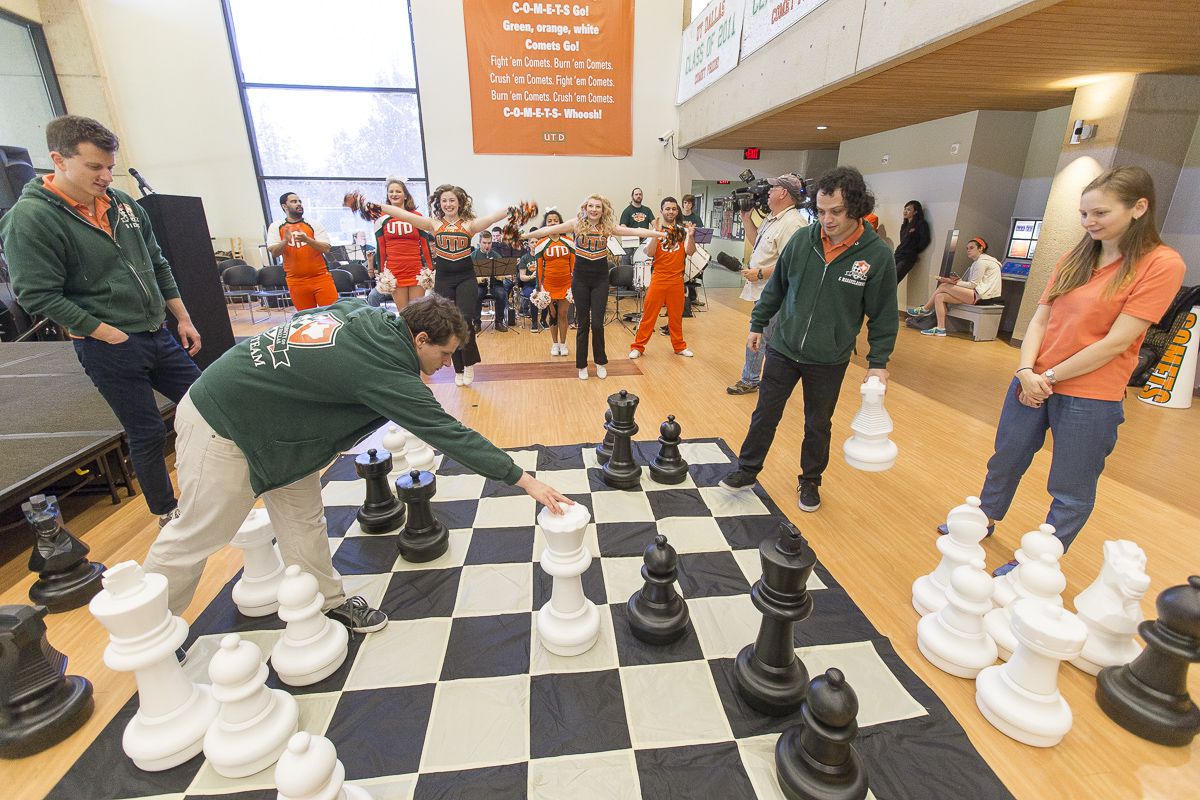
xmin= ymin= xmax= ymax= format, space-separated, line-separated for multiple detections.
xmin=530 ymin=210 xmax=575 ymax=356
xmin=629 ymin=197 xmax=695 ymax=358
xmin=373 ymin=178 xmax=431 ymax=307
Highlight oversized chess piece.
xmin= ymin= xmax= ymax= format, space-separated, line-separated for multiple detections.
xmin=1071 ymin=539 xmax=1149 ymax=675
xmin=627 ymin=535 xmax=690 ymax=644
xmin=842 ymin=375 xmax=897 ymax=472
xmin=275 ymin=731 xmax=371 ymax=800
xmin=992 ymin=524 xmax=1063 ymax=609
xmin=402 ymin=430 xmax=436 ymax=473
xmin=1096 ymin=575 xmax=1200 ymax=746
xmin=395 ymin=470 xmax=449 ymax=562
xmin=355 ymin=448 xmax=406 ymax=534
xmin=601 ymin=389 xmax=642 ymax=489
xmin=984 ymin=553 xmax=1066 ymax=660
xmin=735 ymin=522 xmax=817 ymax=716
xmin=596 ymin=409 xmax=615 ymax=466
xmin=89 ymin=561 xmax=218 ymax=771
xmin=205 ymin=634 xmax=298 ymax=778
xmin=0 ymin=605 xmax=93 ymax=758
xmin=536 ymin=504 xmax=600 ymax=656
xmin=648 ymin=415 xmax=688 ymax=485
xmin=912 ymin=496 xmax=989 ymax=616
xmin=775 ymin=668 xmax=868 ymax=800
xmin=23 ymin=494 xmax=104 ymax=612
xmin=382 ymin=424 xmax=411 ymax=474
xmin=917 ymin=560 xmax=998 ymax=678
xmin=271 ymin=566 xmax=349 ymax=686
xmin=230 ymin=509 xmax=286 ymax=617
xmin=976 ymin=598 xmax=1087 ymax=747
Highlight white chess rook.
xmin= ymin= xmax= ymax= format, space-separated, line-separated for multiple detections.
xmin=976 ymin=599 xmax=1087 ymax=747
xmin=842 ymin=375 xmax=898 ymax=472
xmin=992 ymin=524 xmax=1063 ymax=609
xmin=536 ymin=504 xmax=600 ymax=656
xmin=985 ymin=552 xmax=1066 ymax=660
xmin=913 ymin=496 xmax=989 ymax=616
xmin=382 ymin=424 xmax=410 ymax=475
xmin=402 ymin=429 xmax=436 ymax=473
xmin=88 ymin=560 xmax=218 ymax=771
xmin=231 ymin=509 xmax=286 ymax=617
xmin=917 ymin=560 xmax=998 ymax=678
xmin=1071 ymin=539 xmax=1150 ymax=675
xmin=271 ymin=565 xmax=349 ymax=686
xmin=275 ymin=731 xmax=371 ymax=800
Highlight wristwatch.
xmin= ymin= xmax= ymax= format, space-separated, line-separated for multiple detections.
xmin=1044 ymin=369 xmax=1058 ymax=385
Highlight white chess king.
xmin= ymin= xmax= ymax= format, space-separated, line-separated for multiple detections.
xmin=842 ymin=375 xmax=897 ymax=471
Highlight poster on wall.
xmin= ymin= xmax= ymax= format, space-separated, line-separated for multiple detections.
xmin=740 ymin=0 xmax=828 ymax=57
xmin=677 ymin=0 xmax=746 ymax=105
xmin=463 ymin=0 xmax=634 ymax=156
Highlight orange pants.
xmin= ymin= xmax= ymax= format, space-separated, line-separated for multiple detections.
xmin=632 ymin=279 xmax=686 ymax=353
xmin=287 ymin=274 xmax=338 ymax=311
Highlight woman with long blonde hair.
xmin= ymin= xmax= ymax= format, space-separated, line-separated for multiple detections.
xmin=371 ymin=178 xmax=431 ymax=308
xmin=946 ymin=166 xmax=1185 ymax=575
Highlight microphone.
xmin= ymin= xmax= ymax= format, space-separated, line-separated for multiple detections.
xmin=128 ymin=168 xmax=154 ymax=197
xmin=716 ymin=252 xmax=743 ymax=272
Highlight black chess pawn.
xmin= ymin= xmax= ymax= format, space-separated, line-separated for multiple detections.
xmin=596 ymin=409 xmax=615 ymax=466
xmin=775 ymin=668 xmax=869 ymax=800
xmin=627 ymin=534 xmax=690 ymax=645
xmin=0 ymin=605 xmax=94 ymax=758
xmin=649 ymin=415 xmax=688 ymax=485
xmin=735 ymin=521 xmax=817 ymax=716
xmin=23 ymin=495 xmax=104 ymax=613
xmin=395 ymin=470 xmax=449 ymax=563
xmin=355 ymin=448 xmax=406 ymax=534
xmin=601 ymin=389 xmax=642 ymax=490
xmin=1096 ymin=575 xmax=1200 ymax=746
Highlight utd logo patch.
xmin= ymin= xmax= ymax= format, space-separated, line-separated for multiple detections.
xmin=839 ymin=259 xmax=872 ymax=287
xmin=257 ymin=312 xmax=343 ymax=368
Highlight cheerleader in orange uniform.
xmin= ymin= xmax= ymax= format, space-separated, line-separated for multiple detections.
xmin=532 ymin=210 xmax=575 ymax=357
xmin=630 ymin=197 xmax=695 ymax=358
xmin=373 ymin=177 xmax=431 ymax=307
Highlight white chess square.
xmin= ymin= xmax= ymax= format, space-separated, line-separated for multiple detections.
xmin=389 ymin=529 xmax=471 ymax=572
xmin=640 ymin=472 xmax=698 ymax=491
xmin=320 ymin=478 xmax=365 ymax=508
xmin=429 ymin=473 xmax=487 ymax=502
xmin=528 ymin=750 xmax=641 ymax=799
xmin=590 ymin=490 xmax=655 ymax=524
xmin=509 ymin=449 xmax=540 ymax=472
xmin=654 ymin=517 xmax=728 ymax=553
xmin=344 ymin=618 xmax=452 ymax=690
xmin=697 ymin=485 xmax=771 ymax=517
xmin=731 ymin=549 xmax=826 ymax=591
xmin=473 ymin=494 xmax=538 ymax=528
xmin=677 ymin=441 xmax=731 ymax=465
xmin=420 ymin=675 xmax=531 ymax=773
xmin=535 ymin=468 xmax=591 ymax=495
xmin=183 ymin=628 xmax=283 ymax=685
xmin=533 ymin=523 xmax=599 ymax=560
xmin=797 ymin=641 xmax=927 ymax=727
xmin=737 ymin=734 xmax=787 ymax=800
xmin=350 ymin=774 xmax=418 ymax=799
xmin=600 ymin=556 xmax=681 ymax=606
xmin=620 ymin=661 xmax=733 ymax=748
xmin=687 ymin=594 xmax=761 ymax=659
xmin=340 ymin=572 xmax=392 ymax=610
xmin=454 ymin=563 xmax=533 ymax=616
xmin=530 ymin=605 xmax=620 ymax=675
xmin=581 ymin=447 xmax=600 ymax=469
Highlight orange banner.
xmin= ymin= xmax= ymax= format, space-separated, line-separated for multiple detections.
xmin=463 ymin=0 xmax=634 ymax=156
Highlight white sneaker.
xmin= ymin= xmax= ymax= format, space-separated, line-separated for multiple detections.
xmin=596 ymin=364 xmax=607 ymax=379
xmin=675 ymin=349 xmax=694 ymax=357
xmin=454 ymin=372 xmax=465 ymax=386
xmin=560 ymin=344 xmax=569 ymax=356
xmin=551 ymin=343 xmax=560 ymax=356
xmin=628 ymin=349 xmax=640 ymax=359
xmin=463 ymin=366 xmax=474 ymax=385
xmin=578 ymin=368 xmax=589 ymax=380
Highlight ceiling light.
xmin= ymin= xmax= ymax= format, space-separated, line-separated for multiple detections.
xmin=816 ymin=125 xmax=828 ymax=130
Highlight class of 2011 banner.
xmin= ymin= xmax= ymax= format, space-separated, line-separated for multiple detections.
xmin=463 ymin=0 xmax=634 ymax=156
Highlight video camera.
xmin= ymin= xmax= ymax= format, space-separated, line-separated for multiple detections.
xmin=730 ymin=169 xmax=809 ymax=216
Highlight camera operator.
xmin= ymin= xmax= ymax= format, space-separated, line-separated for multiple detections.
xmin=726 ymin=174 xmax=810 ymax=396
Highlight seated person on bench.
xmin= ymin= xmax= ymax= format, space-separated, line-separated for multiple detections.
xmin=908 ymin=236 xmax=1002 ymax=336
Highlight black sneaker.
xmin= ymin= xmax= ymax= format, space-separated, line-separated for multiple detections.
xmin=797 ymin=479 xmax=821 ymax=512
xmin=175 ymin=647 xmax=188 ymax=665
xmin=726 ymin=381 xmax=759 ymax=395
xmin=719 ymin=469 xmax=758 ymax=490
xmin=658 ymin=325 xmax=669 ymax=336
xmin=325 ymin=596 xmax=388 ymax=633
xmin=495 ymin=320 xmax=509 ymax=332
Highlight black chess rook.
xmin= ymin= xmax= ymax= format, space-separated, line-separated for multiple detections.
xmin=649 ymin=414 xmax=688 ymax=485
xmin=775 ymin=668 xmax=869 ymax=800
xmin=23 ymin=495 xmax=105 ymax=613
xmin=395 ymin=469 xmax=449 ymax=563
xmin=735 ymin=521 xmax=817 ymax=716
xmin=596 ymin=408 xmax=615 ymax=466
xmin=627 ymin=534 xmax=690 ymax=645
xmin=355 ymin=448 xmax=406 ymax=534
xmin=601 ymin=389 xmax=642 ymax=489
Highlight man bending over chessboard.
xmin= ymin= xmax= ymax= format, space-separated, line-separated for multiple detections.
xmin=144 ymin=294 xmax=571 ymax=633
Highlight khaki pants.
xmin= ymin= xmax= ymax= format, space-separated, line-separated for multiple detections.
xmin=144 ymin=392 xmax=344 ymax=615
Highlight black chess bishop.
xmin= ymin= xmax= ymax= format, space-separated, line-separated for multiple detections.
xmin=627 ymin=534 xmax=690 ymax=644
xmin=648 ymin=415 xmax=688 ymax=485
xmin=775 ymin=668 xmax=869 ymax=800
xmin=596 ymin=408 xmax=615 ymax=466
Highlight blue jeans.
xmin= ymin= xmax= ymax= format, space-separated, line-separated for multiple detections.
xmin=979 ymin=379 xmax=1124 ymax=553
xmin=73 ymin=327 xmax=201 ymax=515
xmin=366 ymin=288 xmax=389 ymax=307
xmin=741 ymin=313 xmax=778 ymax=386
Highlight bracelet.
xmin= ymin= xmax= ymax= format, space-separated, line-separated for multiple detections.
xmin=1014 ymin=367 xmax=1032 ymax=375
xmin=758 ymin=268 xmax=764 ymax=280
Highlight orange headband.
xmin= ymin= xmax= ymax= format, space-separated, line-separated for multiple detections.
xmin=969 ymin=237 xmax=987 ymax=251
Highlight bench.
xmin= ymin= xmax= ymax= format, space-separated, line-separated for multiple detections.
xmin=947 ymin=303 xmax=1004 ymax=341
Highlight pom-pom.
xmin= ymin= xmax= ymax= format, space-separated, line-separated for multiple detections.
xmin=566 ymin=288 xmax=574 ymax=305
xmin=501 ymin=201 xmax=539 ymax=245
xmin=416 ymin=267 xmax=436 ymax=290
xmin=530 ymin=289 xmax=551 ymax=310
xmin=664 ymin=224 xmax=686 ymax=248
xmin=343 ymin=190 xmax=383 ymax=221
xmin=376 ymin=269 xmax=397 ymax=294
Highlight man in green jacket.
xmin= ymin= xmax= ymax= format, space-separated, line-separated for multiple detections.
xmin=720 ymin=167 xmax=898 ymax=512
xmin=143 ymin=294 xmax=571 ymax=632
xmin=0 ymin=116 xmax=202 ymax=527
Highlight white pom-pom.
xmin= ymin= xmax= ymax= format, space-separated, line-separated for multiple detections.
xmin=566 ymin=288 xmax=574 ymax=304
xmin=531 ymin=289 xmax=551 ymax=310
xmin=376 ymin=269 xmax=397 ymax=294
xmin=416 ymin=267 xmax=436 ymax=290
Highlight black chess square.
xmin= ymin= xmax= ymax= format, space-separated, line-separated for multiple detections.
xmin=264 ymin=633 xmax=364 ymax=695
xmin=332 ymin=534 xmax=400 ymax=575
xmin=482 ymin=477 xmax=528 ymax=498
xmin=645 ymin=488 xmax=712 ymax=519
xmin=184 ymin=578 xmax=285 ymax=648
xmin=715 ymin=515 xmax=783 ymax=551
xmin=533 ymin=559 xmax=607 ymax=610
xmin=466 ymin=527 xmax=535 ymax=564
xmin=795 ymin=587 xmax=880 ymax=646
xmin=529 ymin=670 xmax=631 ymax=758
xmin=676 ymin=551 xmax=753 ymax=599
xmin=687 ymin=461 xmax=735 ymax=488
xmin=320 ymin=454 xmax=359 ymax=485
xmin=596 ymin=520 xmax=659 ymax=557
xmin=429 ymin=498 xmax=480 ymax=529
xmin=382 ymin=567 xmax=462 ymax=620
xmin=413 ymin=762 xmax=528 ymax=799
xmin=183 ymin=790 xmax=274 ymax=800
xmin=433 ymin=455 xmax=472 ymax=475
xmin=441 ymin=613 xmax=532 ymax=680
xmin=610 ymin=602 xmax=704 ymax=667
xmin=634 ymin=742 xmax=756 ymax=799
xmin=538 ymin=445 xmax=584 ymax=470
xmin=326 ymin=684 xmax=436 ymax=779
xmin=708 ymin=657 xmax=807 ymax=739
xmin=324 ymin=505 xmax=360 ymax=537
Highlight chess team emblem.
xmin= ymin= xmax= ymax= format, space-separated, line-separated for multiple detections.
xmin=264 ymin=313 xmax=343 ymax=367
xmin=839 ymin=259 xmax=872 ymax=287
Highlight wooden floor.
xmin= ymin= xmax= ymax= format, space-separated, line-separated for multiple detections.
xmin=3 ymin=289 xmax=1198 ymax=799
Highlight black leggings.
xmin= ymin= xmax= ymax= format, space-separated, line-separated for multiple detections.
xmin=572 ymin=258 xmax=609 ymax=368
xmin=895 ymin=256 xmax=918 ymax=283
xmin=434 ymin=262 xmax=481 ymax=372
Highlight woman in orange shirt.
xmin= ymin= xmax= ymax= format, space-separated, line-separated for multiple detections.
xmin=950 ymin=166 xmax=1186 ymax=575
xmin=373 ymin=178 xmax=431 ymax=307
xmin=532 ymin=209 xmax=575 ymax=357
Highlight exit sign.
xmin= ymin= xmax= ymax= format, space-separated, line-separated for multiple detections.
xmin=743 ymin=147 xmax=761 ymax=160
xmin=717 ymin=180 xmax=731 ymax=185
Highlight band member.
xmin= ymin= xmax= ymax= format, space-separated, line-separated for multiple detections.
xmin=629 ymin=197 xmax=695 ymax=359
xmin=373 ymin=177 xmax=431 ymax=307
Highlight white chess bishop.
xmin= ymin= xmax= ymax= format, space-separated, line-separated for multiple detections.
xmin=271 ymin=565 xmax=349 ymax=686
xmin=984 ymin=553 xmax=1066 ymax=660
xmin=536 ymin=503 xmax=600 ymax=656
xmin=912 ymin=496 xmax=990 ymax=616
xmin=917 ymin=560 xmax=998 ymax=678
xmin=842 ymin=375 xmax=898 ymax=471
xmin=275 ymin=732 xmax=371 ymax=800
xmin=89 ymin=560 xmax=219 ymax=771
xmin=402 ymin=429 xmax=436 ymax=473
xmin=381 ymin=424 xmax=410 ymax=474
xmin=231 ymin=509 xmax=287 ymax=617
xmin=1070 ymin=539 xmax=1150 ymax=675
xmin=992 ymin=524 xmax=1063 ymax=609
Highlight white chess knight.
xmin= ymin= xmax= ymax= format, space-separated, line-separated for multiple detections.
xmin=402 ymin=429 xmax=436 ymax=473
xmin=204 ymin=634 xmax=299 ymax=778
xmin=842 ymin=375 xmax=897 ymax=472
xmin=1070 ymin=539 xmax=1150 ymax=675
xmin=88 ymin=560 xmax=219 ymax=771
xmin=231 ymin=508 xmax=286 ymax=617
xmin=976 ymin=598 xmax=1087 ymax=747
xmin=992 ymin=524 xmax=1063 ymax=609
xmin=271 ymin=565 xmax=349 ymax=686
xmin=984 ymin=552 xmax=1066 ymax=660
xmin=381 ymin=424 xmax=410 ymax=474
xmin=912 ymin=497 xmax=990 ymax=616
xmin=536 ymin=503 xmax=600 ymax=656
xmin=275 ymin=732 xmax=371 ymax=800
xmin=917 ymin=560 xmax=998 ymax=678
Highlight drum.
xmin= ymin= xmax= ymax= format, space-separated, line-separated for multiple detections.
xmin=684 ymin=245 xmax=711 ymax=282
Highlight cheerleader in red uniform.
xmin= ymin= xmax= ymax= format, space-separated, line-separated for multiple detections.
xmin=531 ymin=210 xmax=575 ymax=357
xmin=373 ymin=178 xmax=431 ymax=307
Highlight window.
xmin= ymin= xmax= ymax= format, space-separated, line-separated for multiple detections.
xmin=222 ymin=0 xmax=429 ymax=249
xmin=0 ymin=9 xmax=66 ymax=171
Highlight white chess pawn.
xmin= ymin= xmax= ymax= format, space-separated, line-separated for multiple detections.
xmin=231 ymin=508 xmax=286 ymax=617
xmin=1070 ymin=539 xmax=1150 ymax=675
xmin=402 ymin=429 xmax=436 ymax=473
xmin=536 ymin=503 xmax=600 ymax=656
xmin=381 ymin=424 xmax=410 ymax=474
xmin=275 ymin=732 xmax=371 ymax=800
xmin=842 ymin=375 xmax=898 ymax=471
xmin=88 ymin=560 xmax=219 ymax=771
xmin=912 ymin=497 xmax=990 ymax=616
xmin=992 ymin=524 xmax=1062 ymax=609
xmin=976 ymin=598 xmax=1087 ymax=747
xmin=271 ymin=566 xmax=349 ymax=686
xmin=204 ymin=633 xmax=299 ymax=778
xmin=984 ymin=553 xmax=1066 ymax=660
xmin=917 ymin=560 xmax=998 ymax=678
